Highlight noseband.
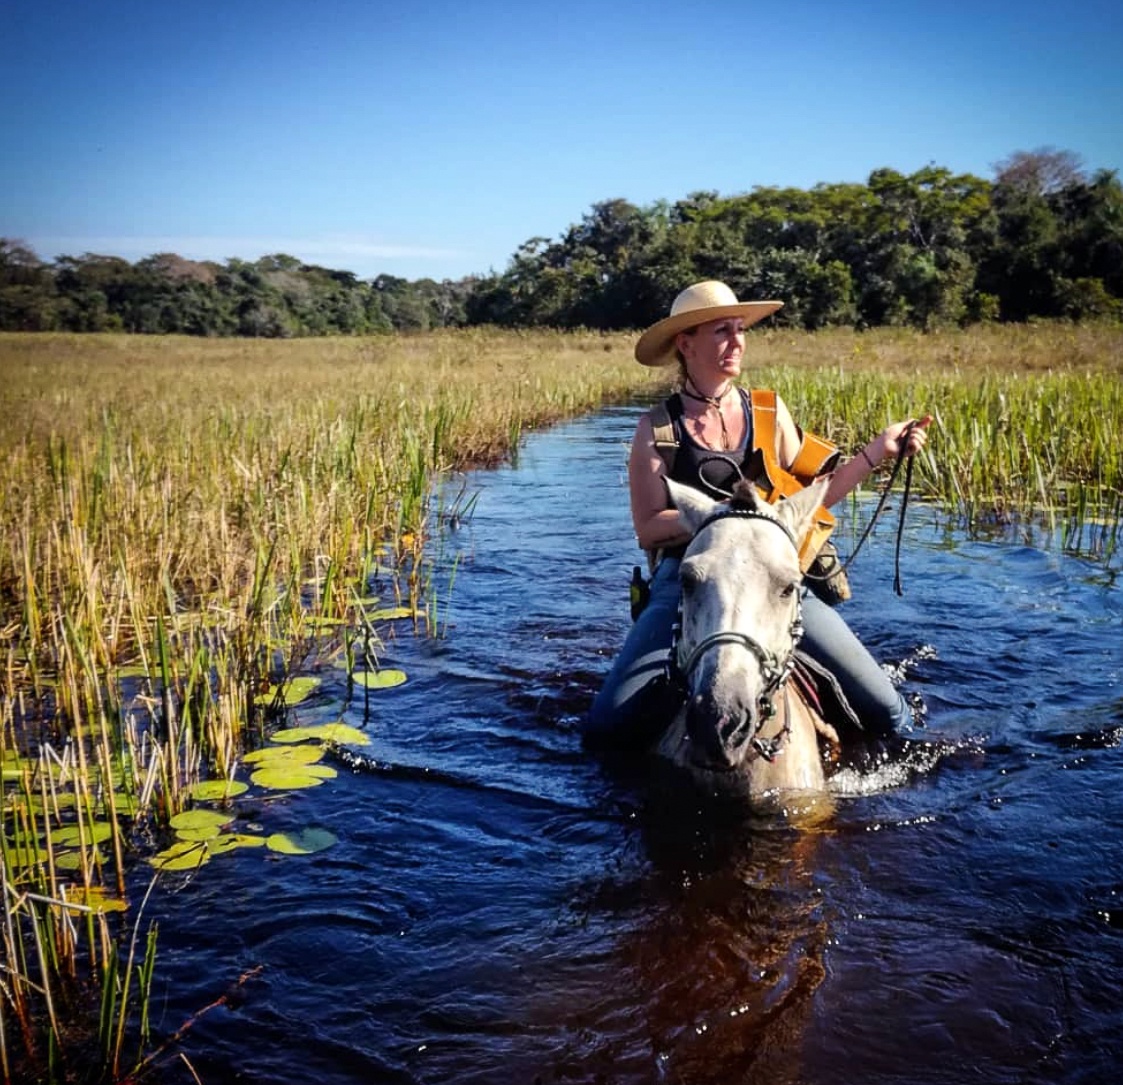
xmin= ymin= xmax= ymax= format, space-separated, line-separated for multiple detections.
xmin=668 ymin=506 xmax=805 ymax=760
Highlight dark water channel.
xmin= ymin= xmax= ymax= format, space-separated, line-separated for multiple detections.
xmin=152 ymin=406 xmax=1123 ymax=1085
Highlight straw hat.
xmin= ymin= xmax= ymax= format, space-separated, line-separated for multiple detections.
xmin=634 ymin=281 xmax=783 ymax=366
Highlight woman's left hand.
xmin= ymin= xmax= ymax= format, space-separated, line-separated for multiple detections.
xmin=878 ymin=415 xmax=932 ymax=460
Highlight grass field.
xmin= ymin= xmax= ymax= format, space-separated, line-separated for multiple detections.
xmin=1 ymin=321 xmax=1120 ymax=1082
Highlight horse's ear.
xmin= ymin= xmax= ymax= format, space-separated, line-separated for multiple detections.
xmin=774 ymin=476 xmax=830 ymax=540
xmin=665 ymin=477 xmax=723 ymax=536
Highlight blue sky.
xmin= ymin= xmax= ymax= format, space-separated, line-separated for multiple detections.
xmin=2 ymin=0 xmax=1121 ymax=282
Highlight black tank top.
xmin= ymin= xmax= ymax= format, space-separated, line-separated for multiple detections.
xmin=666 ymin=389 xmax=756 ymax=499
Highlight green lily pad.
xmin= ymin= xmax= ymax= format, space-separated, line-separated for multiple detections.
xmin=268 ymin=726 xmax=318 ymax=743
xmin=188 ymin=779 xmax=249 ymax=802
xmin=250 ymin=766 xmax=328 ymax=790
xmin=304 ymin=615 xmax=345 ymax=629
xmin=298 ymin=764 xmax=337 ymax=780
xmin=56 ymin=849 xmax=107 ymax=870
xmin=50 ymin=822 xmax=114 ymax=847
xmin=350 ymin=594 xmax=383 ymax=607
xmin=271 ymin=722 xmax=370 ymax=747
xmin=150 ymin=840 xmax=210 ymax=872
xmin=104 ymin=791 xmax=138 ymax=816
xmin=243 ymin=744 xmax=324 ymax=765
xmin=253 ymin=676 xmax=321 ymax=707
xmin=206 ymin=832 xmax=267 ymax=856
xmin=170 ymin=809 xmax=232 ymax=834
xmin=176 ymin=825 xmax=223 ymax=842
xmin=265 ymin=828 xmax=337 ymax=855
xmin=2 ymin=842 xmax=46 ymax=870
xmin=2 ymin=752 xmax=34 ymax=781
xmin=352 ymin=669 xmax=407 ymax=689
xmin=366 ymin=606 xmax=414 ymax=621
xmin=66 ymin=886 xmax=129 ymax=913
xmin=308 ymin=722 xmax=371 ymax=745
xmin=3 ymin=793 xmax=47 ymax=816
xmin=270 ymin=723 xmax=367 ymax=744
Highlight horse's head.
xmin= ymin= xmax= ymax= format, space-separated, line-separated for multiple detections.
xmin=665 ymin=476 xmax=830 ymax=772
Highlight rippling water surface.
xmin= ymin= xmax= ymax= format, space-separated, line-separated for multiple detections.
xmin=151 ymin=406 xmax=1123 ymax=1085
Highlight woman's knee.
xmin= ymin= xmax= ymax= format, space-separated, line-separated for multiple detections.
xmin=800 ymin=593 xmax=910 ymax=735
xmin=586 ymin=561 xmax=680 ymax=745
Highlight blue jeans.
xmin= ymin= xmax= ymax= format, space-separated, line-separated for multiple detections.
xmin=585 ymin=558 xmax=910 ymax=747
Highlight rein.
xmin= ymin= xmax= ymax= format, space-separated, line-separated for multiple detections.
xmin=803 ymin=419 xmax=923 ymax=597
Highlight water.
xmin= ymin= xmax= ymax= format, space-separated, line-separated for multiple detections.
xmin=148 ymin=406 xmax=1123 ymax=1085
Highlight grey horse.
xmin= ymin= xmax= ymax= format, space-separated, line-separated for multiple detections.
xmin=654 ymin=476 xmax=852 ymax=801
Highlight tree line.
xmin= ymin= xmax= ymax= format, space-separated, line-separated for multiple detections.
xmin=3 ymin=150 xmax=1120 ymax=337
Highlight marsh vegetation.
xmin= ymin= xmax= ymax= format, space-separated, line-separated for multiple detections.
xmin=1 ymin=322 xmax=1120 ymax=1082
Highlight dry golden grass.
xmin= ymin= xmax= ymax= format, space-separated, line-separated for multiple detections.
xmin=747 ymin=321 xmax=1123 ymax=376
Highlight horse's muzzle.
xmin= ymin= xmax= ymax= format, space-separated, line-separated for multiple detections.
xmin=684 ymin=691 xmax=756 ymax=770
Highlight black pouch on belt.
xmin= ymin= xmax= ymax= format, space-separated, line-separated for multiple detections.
xmin=805 ymin=539 xmax=852 ymax=606
xmin=629 ymin=566 xmax=651 ymax=621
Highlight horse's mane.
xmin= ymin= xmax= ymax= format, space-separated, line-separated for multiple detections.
xmin=729 ymin=478 xmax=766 ymax=511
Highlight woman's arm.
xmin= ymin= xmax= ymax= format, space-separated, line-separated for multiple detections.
xmin=774 ymin=394 xmax=930 ymax=508
xmin=628 ymin=414 xmax=691 ymax=552
xmin=823 ymin=417 xmax=931 ymax=507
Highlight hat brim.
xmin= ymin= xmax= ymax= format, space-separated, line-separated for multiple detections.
xmin=634 ymin=301 xmax=783 ymax=367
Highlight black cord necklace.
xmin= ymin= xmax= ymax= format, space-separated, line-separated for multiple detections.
xmin=681 ymin=379 xmax=734 ymax=450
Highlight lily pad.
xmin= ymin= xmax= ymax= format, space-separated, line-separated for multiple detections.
xmin=105 ymin=791 xmax=139 ymax=816
xmin=2 ymin=752 xmax=34 ymax=780
xmin=243 ymin=744 xmax=325 ymax=765
xmin=270 ymin=722 xmax=370 ymax=747
xmin=2 ymin=841 xmax=46 ymax=870
xmin=304 ymin=615 xmax=345 ymax=629
xmin=50 ymin=822 xmax=114 ymax=847
xmin=267 ymin=726 xmax=317 ymax=744
xmin=352 ymin=669 xmax=407 ymax=690
xmin=66 ymin=886 xmax=129 ymax=913
xmin=366 ymin=606 xmax=415 ymax=621
xmin=170 ymin=809 xmax=232 ymax=835
xmin=298 ymin=764 xmax=337 ymax=780
xmin=206 ymin=832 xmax=267 ymax=856
xmin=56 ymin=849 xmax=107 ymax=870
xmin=150 ymin=840 xmax=210 ymax=872
xmin=265 ymin=828 xmax=337 ymax=855
xmin=250 ymin=766 xmax=328 ymax=790
xmin=5 ymin=792 xmax=77 ymax=815
xmin=176 ymin=824 xmax=224 ymax=842
xmin=188 ymin=779 xmax=249 ymax=802
xmin=253 ymin=676 xmax=321 ymax=707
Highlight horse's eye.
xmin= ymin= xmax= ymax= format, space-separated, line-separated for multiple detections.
xmin=780 ymin=581 xmax=799 ymax=599
xmin=680 ymin=564 xmax=700 ymax=595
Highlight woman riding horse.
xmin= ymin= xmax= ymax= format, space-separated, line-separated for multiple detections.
xmin=586 ymin=280 xmax=930 ymax=748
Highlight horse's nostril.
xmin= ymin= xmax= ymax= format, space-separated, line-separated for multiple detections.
xmin=719 ymin=712 xmax=749 ymax=743
xmin=684 ymin=692 xmax=752 ymax=768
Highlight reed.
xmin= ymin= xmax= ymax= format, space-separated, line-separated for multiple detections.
xmin=0 ymin=321 xmax=1120 ymax=1080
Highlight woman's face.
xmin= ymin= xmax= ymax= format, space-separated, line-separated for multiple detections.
xmin=676 ymin=317 xmax=745 ymax=383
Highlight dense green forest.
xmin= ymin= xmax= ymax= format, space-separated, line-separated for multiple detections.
xmin=3 ymin=150 xmax=1120 ymax=336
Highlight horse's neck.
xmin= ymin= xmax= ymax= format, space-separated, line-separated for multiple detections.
xmin=764 ymin=690 xmax=830 ymax=791
xmin=653 ymin=688 xmax=832 ymax=795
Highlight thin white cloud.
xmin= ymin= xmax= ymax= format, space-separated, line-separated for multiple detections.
xmin=25 ymin=235 xmax=468 ymax=268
